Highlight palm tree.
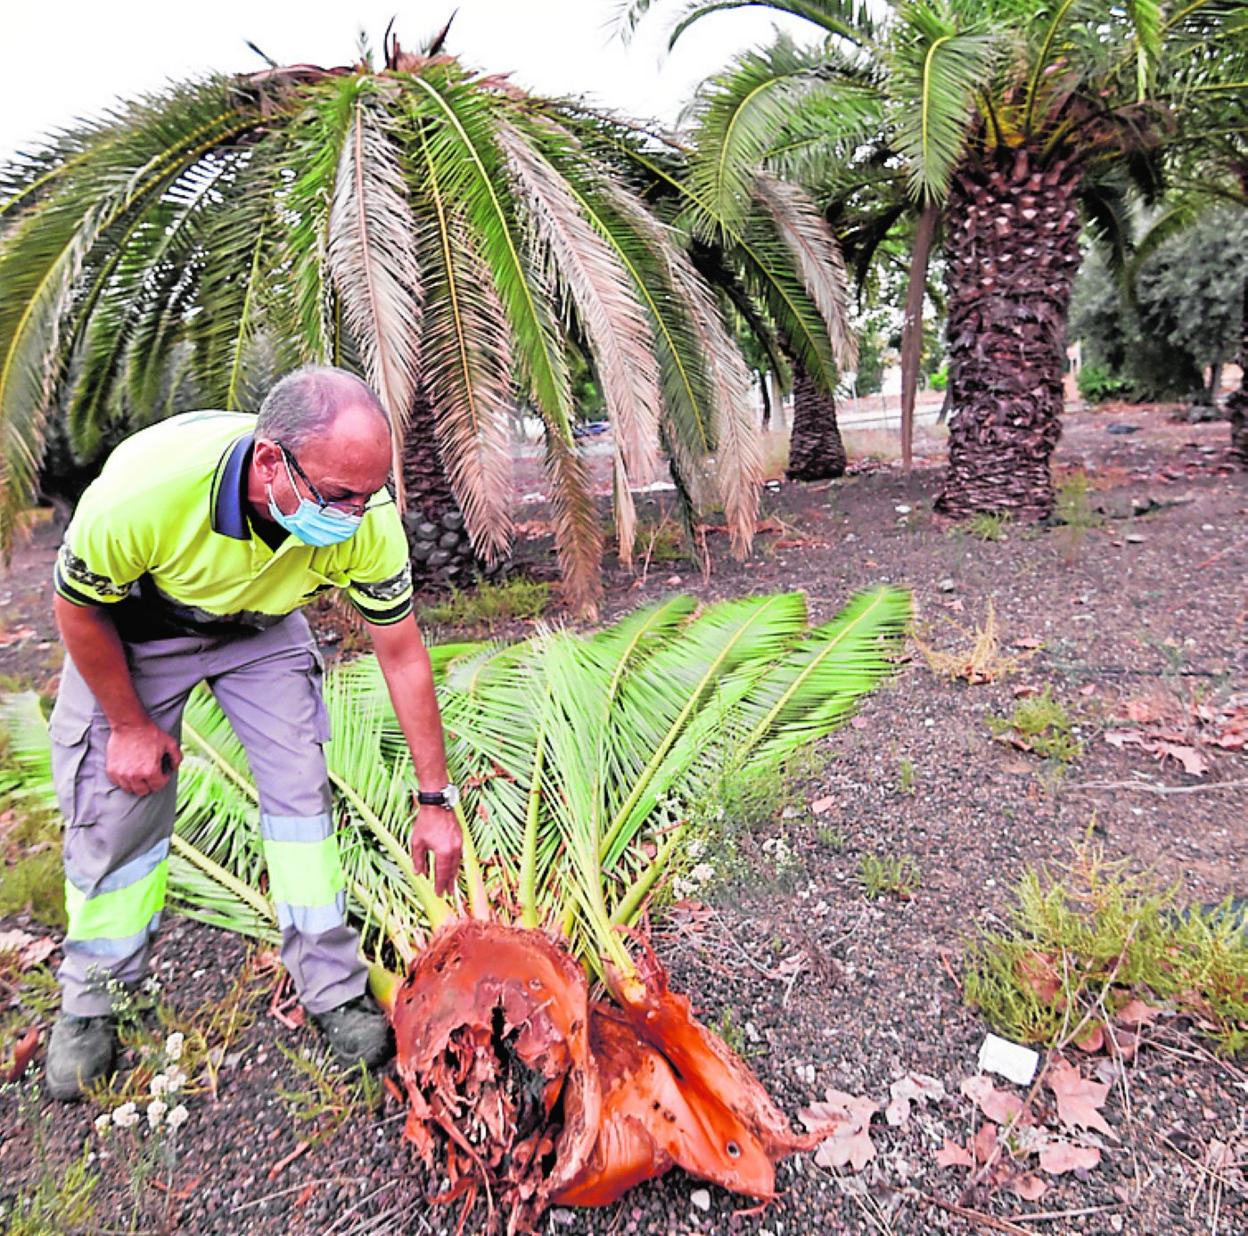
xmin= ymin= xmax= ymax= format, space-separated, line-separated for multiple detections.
xmin=0 ymin=23 xmax=855 ymax=612
xmin=623 ymin=0 xmax=1246 ymax=517
xmin=1143 ymin=86 xmax=1248 ymax=465
xmin=1 ymin=585 xmax=910 ymax=1226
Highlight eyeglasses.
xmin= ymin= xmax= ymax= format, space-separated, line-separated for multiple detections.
xmin=276 ymin=441 xmax=381 ymax=516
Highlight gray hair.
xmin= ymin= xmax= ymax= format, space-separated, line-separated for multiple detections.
xmin=256 ymin=366 xmax=391 ymax=449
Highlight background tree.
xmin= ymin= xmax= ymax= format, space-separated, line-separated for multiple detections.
xmin=0 ymin=23 xmax=854 ymax=611
xmin=623 ymin=0 xmax=1246 ymax=516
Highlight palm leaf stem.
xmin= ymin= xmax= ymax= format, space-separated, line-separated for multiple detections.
xmin=327 ymin=768 xmax=450 ymax=928
xmin=169 ymin=833 xmax=276 ymax=924
xmin=519 ymin=721 xmax=546 ymax=929
xmin=611 ymin=824 xmax=686 ymax=926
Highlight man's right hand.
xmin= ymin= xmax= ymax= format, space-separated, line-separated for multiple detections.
xmin=106 ymin=721 xmax=183 ymax=796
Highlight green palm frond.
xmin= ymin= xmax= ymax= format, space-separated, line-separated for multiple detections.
xmin=616 ymin=0 xmax=877 ymax=47
xmin=685 ymin=37 xmax=836 ymax=231
xmin=886 ymin=3 xmax=1000 ymax=203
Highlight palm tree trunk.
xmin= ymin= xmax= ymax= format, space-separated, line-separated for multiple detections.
xmin=1228 ymin=273 xmax=1248 ymax=468
xmin=401 ymin=388 xmax=481 ymax=584
xmin=936 ymin=149 xmax=1083 ymax=520
xmin=785 ymin=365 xmax=846 ymax=481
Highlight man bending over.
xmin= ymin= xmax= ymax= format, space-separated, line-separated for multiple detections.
xmin=45 ymin=366 xmax=461 ymax=1099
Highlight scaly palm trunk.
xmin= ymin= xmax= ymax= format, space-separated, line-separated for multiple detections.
xmin=786 ymin=365 xmax=846 ymax=481
xmin=401 ymin=388 xmax=483 ymax=584
xmin=936 ymin=149 xmax=1083 ymax=519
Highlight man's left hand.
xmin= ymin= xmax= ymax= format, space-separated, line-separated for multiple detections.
xmin=410 ymin=803 xmax=463 ymax=895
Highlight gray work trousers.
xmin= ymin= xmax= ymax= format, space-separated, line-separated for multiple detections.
xmin=50 ymin=612 xmax=367 ymax=1016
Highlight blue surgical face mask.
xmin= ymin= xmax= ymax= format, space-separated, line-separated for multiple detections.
xmin=267 ymin=454 xmax=364 ymax=547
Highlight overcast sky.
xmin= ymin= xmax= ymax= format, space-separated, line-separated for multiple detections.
xmin=1 ymin=1 xmax=814 ymax=160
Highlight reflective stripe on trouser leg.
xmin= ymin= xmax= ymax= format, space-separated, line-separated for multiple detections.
xmin=260 ymin=812 xmax=361 ymax=1015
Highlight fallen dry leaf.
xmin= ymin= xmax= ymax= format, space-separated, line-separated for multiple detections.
xmin=1039 ymin=1140 xmax=1102 ymax=1175
xmin=0 ymin=625 xmax=36 ymax=649
xmin=1016 ymin=950 xmax=1062 ymax=1004
xmin=885 ymin=1071 xmax=946 ymax=1127
xmin=1104 ymin=729 xmax=1148 ymax=751
xmin=962 ymin=1074 xmax=1024 ymax=1126
xmin=0 ymin=931 xmax=57 ymax=971
xmin=972 ymin=1121 xmax=998 ymax=1163
xmin=1007 ymin=1173 xmax=1048 ymax=1201
xmin=1115 ymin=997 xmax=1161 ymax=1027
xmin=1048 ymin=1059 xmax=1114 ymax=1138
xmin=935 ymin=1137 xmax=975 ymax=1169
xmin=800 ymin=1089 xmax=878 ymax=1173
xmin=810 ymin=795 xmax=836 ymax=816
xmin=1155 ymin=743 xmax=1209 ymax=777
xmin=1074 ymin=1022 xmax=1105 ymax=1054
xmin=5 ymin=1027 xmax=40 ymax=1083
xmin=1123 ymin=698 xmax=1165 ymax=724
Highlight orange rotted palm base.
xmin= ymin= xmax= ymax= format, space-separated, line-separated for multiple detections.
xmin=384 ymin=921 xmax=821 ymax=1233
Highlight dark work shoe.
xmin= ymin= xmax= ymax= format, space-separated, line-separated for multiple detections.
xmin=45 ymin=1014 xmax=117 ymax=1101
xmin=310 ymin=994 xmax=392 ymax=1069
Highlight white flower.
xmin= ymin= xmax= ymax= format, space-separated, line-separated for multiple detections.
xmin=689 ymin=862 xmax=715 ymax=885
xmin=166 ymin=1104 xmax=189 ymax=1131
xmin=93 ymin=1112 xmax=112 ymax=1135
xmin=146 ymin=1099 xmax=168 ymax=1128
xmin=164 ymin=1032 xmax=184 ymax=1062
xmin=150 ymin=1073 xmax=170 ymax=1097
xmin=163 ymin=1065 xmax=187 ymax=1092
xmin=686 ymin=839 xmax=706 ymax=860
xmin=112 ymin=1102 xmax=139 ymax=1129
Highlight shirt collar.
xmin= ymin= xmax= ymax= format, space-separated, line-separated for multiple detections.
xmin=211 ymin=433 xmax=253 ymax=540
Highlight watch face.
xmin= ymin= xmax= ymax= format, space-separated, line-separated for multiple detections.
xmin=441 ymin=784 xmax=461 ymax=809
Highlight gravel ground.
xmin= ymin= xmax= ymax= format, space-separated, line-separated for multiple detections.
xmin=1 ymin=401 xmax=1245 ymax=1235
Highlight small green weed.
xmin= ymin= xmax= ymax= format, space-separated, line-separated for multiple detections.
xmin=0 ymin=1122 xmax=100 ymax=1236
xmin=0 ymin=848 xmax=64 ymax=928
xmin=277 ymin=1044 xmax=383 ymax=1145
xmin=0 ymin=772 xmax=65 ymax=929
xmin=816 ymin=826 xmax=845 ymax=851
xmin=419 ymin=577 xmax=551 ymax=631
xmin=1054 ymin=471 xmax=1101 ymax=562
xmin=897 ymin=758 xmax=916 ymax=795
xmin=988 ymin=688 xmax=1081 ymax=763
xmin=716 ymin=1008 xmax=752 ymax=1057
xmin=965 ymin=842 xmax=1248 ymax=1055
xmin=857 ymin=852 xmax=921 ymax=900
xmin=964 ymin=512 xmax=1010 ymax=542
xmin=635 ymin=515 xmax=688 ymax=566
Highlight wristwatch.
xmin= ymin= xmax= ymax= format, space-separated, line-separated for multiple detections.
xmin=417 ymin=783 xmax=460 ymax=809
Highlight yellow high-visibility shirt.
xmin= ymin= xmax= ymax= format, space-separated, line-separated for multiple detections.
xmin=55 ymin=410 xmax=413 ymax=640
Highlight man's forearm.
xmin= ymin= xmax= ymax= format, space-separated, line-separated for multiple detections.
xmin=372 ymin=620 xmax=451 ymax=787
xmin=52 ymin=594 xmax=149 ymax=730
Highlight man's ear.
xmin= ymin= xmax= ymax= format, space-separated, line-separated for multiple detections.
xmin=252 ymin=438 xmax=283 ymax=482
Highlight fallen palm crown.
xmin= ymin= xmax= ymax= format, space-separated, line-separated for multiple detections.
xmin=4 ymin=587 xmax=909 ymax=1229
